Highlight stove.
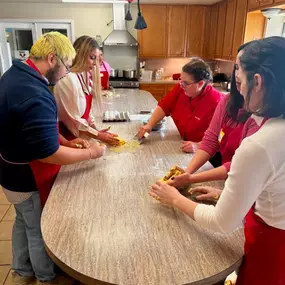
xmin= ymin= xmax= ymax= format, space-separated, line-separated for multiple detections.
xmin=109 ymin=77 xmax=139 ymax=89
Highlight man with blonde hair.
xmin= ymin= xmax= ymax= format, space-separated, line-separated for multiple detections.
xmin=0 ymin=32 xmax=106 ymax=285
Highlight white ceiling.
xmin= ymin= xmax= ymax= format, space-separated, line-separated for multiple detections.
xmin=0 ymin=0 xmax=221 ymax=4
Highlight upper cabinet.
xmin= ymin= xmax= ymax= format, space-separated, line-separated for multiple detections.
xmin=248 ymin=0 xmax=274 ymax=11
xmin=231 ymin=0 xmax=248 ymax=58
xmin=215 ymin=1 xmax=227 ymax=58
xmin=167 ymin=6 xmax=187 ymax=57
xmin=186 ymin=6 xmax=207 ymax=57
xmin=222 ymin=0 xmax=236 ymax=59
xmin=138 ymin=5 xmax=168 ymax=58
xmin=204 ymin=4 xmax=218 ymax=59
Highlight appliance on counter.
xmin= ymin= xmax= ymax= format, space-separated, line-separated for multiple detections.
xmin=109 ymin=77 xmax=139 ymax=89
xmin=213 ymin=73 xmax=231 ymax=92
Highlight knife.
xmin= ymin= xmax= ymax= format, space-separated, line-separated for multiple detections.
xmin=133 ymin=132 xmax=150 ymax=144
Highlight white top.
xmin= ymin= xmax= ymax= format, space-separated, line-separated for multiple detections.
xmin=195 ymin=115 xmax=285 ymax=233
xmin=54 ymin=72 xmax=98 ymax=137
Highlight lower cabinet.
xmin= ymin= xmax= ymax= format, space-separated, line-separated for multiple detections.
xmin=139 ymin=83 xmax=177 ymax=101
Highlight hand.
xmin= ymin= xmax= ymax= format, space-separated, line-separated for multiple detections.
xmin=138 ymin=125 xmax=151 ymax=140
xmin=149 ymin=180 xmax=182 ymax=207
xmin=168 ymin=172 xmax=191 ymax=188
xmin=66 ymin=138 xmax=90 ymax=149
xmin=189 ymin=186 xmax=222 ymax=201
xmin=97 ymin=131 xmax=119 ymax=145
xmin=89 ymin=142 xmax=107 ymax=159
xmin=181 ymin=141 xmax=199 ymax=153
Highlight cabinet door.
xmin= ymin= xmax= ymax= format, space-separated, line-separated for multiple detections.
xmin=207 ymin=4 xmax=219 ymax=58
xmin=248 ymin=0 xmax=260 ymax=10
xmin=165 ymin=84 xmax=176 ymax=96
xmin=244 ymin=13 xmax=266 ymax=43
xmin=138 ymin=5 xmax=168 ymax=58
xmin=167 ymin=6 xmax=187 ymax=57
xmin=215 ymin=1 xmax=227 ymax=58
xmin=222 ymin=0 xmax=236 ymax=59
xmin=140 ymin=84 xmax=166 ymax=101
xmin=231 ymin=0 xmax=248 ymax=59
xmin=260 ymin=0 xmax=274 ymax=7
xmin=186 ymin=6 xmax=206 ymax=57
xmin=274 ymin=0 xmax=285 ymax=3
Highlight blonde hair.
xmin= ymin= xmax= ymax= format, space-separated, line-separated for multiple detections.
xmin=30 ymin=32 xmax=75 ymax=61
xmin=72 ymin=36 xmax=103 ymax=114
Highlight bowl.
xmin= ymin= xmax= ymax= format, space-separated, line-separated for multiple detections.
xmin=143 ymin=118 xmax=166 ymax=131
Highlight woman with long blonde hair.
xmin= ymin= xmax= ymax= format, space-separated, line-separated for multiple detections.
xmin=55 ymin=35 xmax=119 ymax=145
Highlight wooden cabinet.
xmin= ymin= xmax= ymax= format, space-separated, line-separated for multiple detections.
xmin=274 ymin=0 xmax=285 ymax=3
xmin=204 ymin=4 xmax=218 ymax=58
xmin=248 ymin=0 xmax=274 ymax=10
xmin=165 ymin=83 xmax=176 ymax=94
xmin=138 ymin=5 xmax=168 ymax=58
xmin=248 ymin=0 xmax=260 ymax=10
xmin=231 ymin=0 xmax=248 ymax=59
xmin=186 ymin=6 xmax=207 ymax=57
xmin=215 ymin=1 xmax=227 ymax=58
xmin=244 ymin=12 xmax=266 ymax=43
xmin=260 ymin=0 xmax=274 ymax=7
xmin=167 ymin=6 xmax=187 ymax=57
xmin=139 ymin=84 xmax=166 ymax=101
xmin=140 ymin=83 xmax=176 ymax=101
xmin=222 ymin=0 xmax=236 ymax=59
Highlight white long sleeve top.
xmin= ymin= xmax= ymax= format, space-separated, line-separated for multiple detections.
xmin=54 ymin=72 xmax=98 ymax=137
xmin=194 ymin=115 xmax=285 ymax=233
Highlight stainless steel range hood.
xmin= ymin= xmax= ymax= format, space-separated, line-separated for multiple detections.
xmin=103 ymin=3 xmax=138 ymax=46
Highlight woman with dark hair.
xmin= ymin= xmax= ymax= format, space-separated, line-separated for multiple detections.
xmin=170 ymin=42 xmax=259 ymax=189
xmin=138 ymin=57 xmax=223 ymax=142
xmin=150 ymin=36 xmax=285 ymax=285
xmin=55 ymin=36 xmax=119 ymax=145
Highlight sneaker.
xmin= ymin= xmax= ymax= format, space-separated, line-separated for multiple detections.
xmin=36 ymin=274 xmax=75 ymax=285
xmin=12 ymin=272 xmax=35 ymax=285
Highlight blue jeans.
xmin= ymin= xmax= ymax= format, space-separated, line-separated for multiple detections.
xmin=12 ymin=192 xmax=56 ymax=281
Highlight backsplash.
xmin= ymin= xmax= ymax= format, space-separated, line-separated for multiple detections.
xmin=142 ymin=58 xmax=216 ymax=78
xmin=215 ymin=60 xmax=235 ymax=77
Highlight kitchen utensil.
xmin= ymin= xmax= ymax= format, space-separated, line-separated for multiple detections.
xmin=132 ymin=132 xmax=149 ymax=144
xmin=110 ymin=69 xmax=118 ymax=78
xmin=123 ymin=69 xmax=137 ymax=79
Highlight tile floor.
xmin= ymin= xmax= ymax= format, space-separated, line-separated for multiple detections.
xmin=0 ymin=187 xmax=86 ymax=285
xmin=0 ymin=188 xmax=14 ymax=285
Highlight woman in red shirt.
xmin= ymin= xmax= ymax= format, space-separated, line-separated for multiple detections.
xmin=138 ymin=58 xmax=223 ymax=142
xmin=170 ymin=42 xmax=260 ymax=191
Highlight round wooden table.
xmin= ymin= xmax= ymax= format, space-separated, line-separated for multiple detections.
xmin=41 ymin=89 xmax=244 ymax=285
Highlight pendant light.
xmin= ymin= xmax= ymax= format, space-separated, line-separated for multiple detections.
xmin=125 ymin=0 xmax=133 ymax=21
xmin=134 ymin=0 xmax=147 ymax=30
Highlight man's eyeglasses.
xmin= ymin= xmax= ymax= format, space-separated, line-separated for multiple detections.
xmin=59 ymin=57 xmax=70 ymax=74
xmin=179 ymin=79 xmax=199 ymax=88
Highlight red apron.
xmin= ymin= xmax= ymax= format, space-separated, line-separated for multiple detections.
xmin=100 ymin=61 xmax=109 ymax=90
xmin=26 ymin=59 xmax=61 ymax=206
xmin=59 ymin=73 xmax=93 ymax=140
xmin=235 ymin=118 xmax=285 ymax=285
xmin=218 ymin=122 xmax=245 ymax=165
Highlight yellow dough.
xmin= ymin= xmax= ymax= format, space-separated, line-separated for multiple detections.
xmin=113 ymin=136 xmax=126 ymax=146
xmin=160 ymin=166 xmax=185 ymax=182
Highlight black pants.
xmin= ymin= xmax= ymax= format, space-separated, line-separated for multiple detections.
xmin=209 ymin=152 xmax=222 ymax=168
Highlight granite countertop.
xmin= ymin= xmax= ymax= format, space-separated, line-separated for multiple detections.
xmin=42 ymin=88 xmax=244 ymax=285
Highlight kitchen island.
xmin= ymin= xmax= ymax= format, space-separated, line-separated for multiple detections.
xmin=41 ymin=89 xmax=244 ymax=285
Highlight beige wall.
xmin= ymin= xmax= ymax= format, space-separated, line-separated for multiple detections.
xmin=0 ymin=2 xmax=138 ymax=41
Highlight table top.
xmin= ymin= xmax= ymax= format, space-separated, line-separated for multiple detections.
xmin=41 ymin=89 xmax=244 ymax=285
